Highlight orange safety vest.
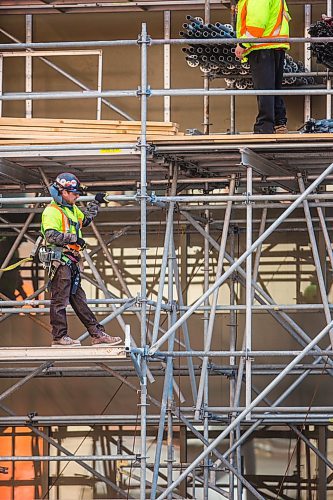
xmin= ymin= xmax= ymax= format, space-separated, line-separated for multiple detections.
xmin=42 ymin=203 xmax=83 ymax=253
xmin=236 ymin=0 xmax=291 ymax=58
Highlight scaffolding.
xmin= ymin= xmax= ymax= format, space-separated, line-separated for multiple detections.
xmin=2 ymin=2 xmax=333 ymax=498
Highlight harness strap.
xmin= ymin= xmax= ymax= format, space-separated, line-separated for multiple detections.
xmin=0 ymin=257 xmax=32 ymax=272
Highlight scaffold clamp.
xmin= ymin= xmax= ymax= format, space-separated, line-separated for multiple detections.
xmin=136 ymin=85 xmax=151 ymax=97
xmin=129 ymin=346 xmax=149 ymax=383
xmin=137 ymin=33 xmax=152 ymax=46
xmin=27 ymin=411 xmax=38 ymax=424
xmin=243 ymin=191 xmax=253 ymax=205
xmin=244 ymin=348 xmax=254 ymax=361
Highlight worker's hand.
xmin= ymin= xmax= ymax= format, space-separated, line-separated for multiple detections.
xmin=76 ymin=237 xmax=86 ymax=250
xmin=95 ymin=192 xmax=108 ymax=204
xmin=235 ymin=44 xmax=245 ymax=60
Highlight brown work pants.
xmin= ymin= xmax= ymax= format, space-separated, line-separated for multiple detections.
xmin=50 ymin=264 xmax=105 ymax=340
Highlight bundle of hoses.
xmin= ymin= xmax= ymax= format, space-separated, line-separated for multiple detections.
xmin=301 ymin=118 xmax=333 ymax=133
xmin=181 ymin=16 xmax=315 ymax=89
xmin=308 ymin=17 xmax=333 ymax=70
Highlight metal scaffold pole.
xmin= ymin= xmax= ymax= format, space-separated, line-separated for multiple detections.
xmin=327 ymin=0 xmax=332 ymax=118
xmin=203 ymin=0 xmax=210 ymax=134
xmin=139 ymin=22 xmax=149 ymax=500
xmin=245 ymin=165 xmax=253 ymax=420
xmin=203 ymin=182 xmax=210 ymax=500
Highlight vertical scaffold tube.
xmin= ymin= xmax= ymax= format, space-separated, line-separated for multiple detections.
xmin=203 ymin=0 xmax=210 ymax=134
xmin=245 ymin=166 xmax=253 ymax=420
xmin=203 ymin=186 xmax=210 ymax=500
xmin=139 ymin=22 xmax=149 ymax=500
xmin=326 ymin=0 xmax=332 ymax=118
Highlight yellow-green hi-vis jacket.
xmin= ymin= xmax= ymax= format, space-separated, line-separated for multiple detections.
xmin=236 ymin=0 xmax=291 ymax=60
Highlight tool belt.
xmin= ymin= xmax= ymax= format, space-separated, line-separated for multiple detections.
xmin=39 ymin=245 xmax=63 ymax=265
xmin=38 ymin=245 xmax=81 ymax=294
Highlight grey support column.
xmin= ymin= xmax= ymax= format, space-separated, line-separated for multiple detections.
xmin=139 ymin=23 xmax=149 ymax=500
xmin=304 ymin=4 xmax=312 ymax=122
xmin=164 ymin=10 xmax=171 ymax=122
xmin=25 ymin=15 xmax=32 ymax=118
xmin=203 ymin=0 xmax=210 ymax=134
xmin=326 ymin=0 xmax=332 ymax=118
xmin=203 ymin=185 xmax=210 ymax=500
xmin=245 ymin=166 xmax=253 ymax=419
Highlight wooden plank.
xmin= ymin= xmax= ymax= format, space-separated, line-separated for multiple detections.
xmin=0 ymin=345 xmax=127 ymax=362
xmin=0 ymin=125 xmax=178 ymax=134
xmin=0 ymin=131 xmax=177 ymax=139
xmin=0 ymin=117 xmax=179 ymax=129
xmin=0 ymin=136 xmax=141 ymax=144
xmin=1 ymin=135 xmax=331 ymax=145
xmin=0 ymin=125 xmax=178 ymax=135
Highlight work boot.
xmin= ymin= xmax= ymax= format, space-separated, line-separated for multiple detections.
xmin=91 ymin=333 xmax=122 ymax=346
xmin=274 ymin=124 xmax=288 ymax=134
xmin=51 ymin=335 xmax=81 ymax=347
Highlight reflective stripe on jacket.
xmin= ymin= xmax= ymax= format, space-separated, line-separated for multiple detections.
xmin=41 ymin=202 xmax=84 ymax=253
xmin=236 ymin=0 xmax=291 ymax=58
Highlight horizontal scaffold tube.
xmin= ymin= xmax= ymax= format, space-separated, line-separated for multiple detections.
xmin=154 ymin=193 xmax=333 ymax=202
xmin=5 ymin=192 xmax=333 ymax=205
xmin=0 ymin=303 xmax=331 ymax=311
xmin=152 ymin=350 xmax=333 ymax=357
xmin=0 ymin=90 xmax=137 ymax=100
xmin=0 ymin=143 xmax=136 ymax=153
xmin=0 ymin=194 xmax=137 ymax=205
xmin=151 ymin=88 xmax=333 ymax=96
xmin=2 ymin=88 xmax=333 ymax=101
xmin=0 ymin=298 xmax=161 ymax=307
xmin=0 ymin=455 xmax=137 ymax=462
xmin=1 ymin=36 xmax=333 ymax=50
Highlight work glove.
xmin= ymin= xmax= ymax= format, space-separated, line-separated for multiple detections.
xmin=95 ymin=192 xmax=108 ymax=204
xmin=76 ymin=237 xmax=86 ymax=250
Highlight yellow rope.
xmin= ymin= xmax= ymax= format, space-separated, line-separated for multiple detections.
xmin=0 ymin=257 xmax=32 ymax=272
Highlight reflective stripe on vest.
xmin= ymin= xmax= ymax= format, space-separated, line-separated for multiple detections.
xmin=270 ymin=0 xmax=291 ymax=37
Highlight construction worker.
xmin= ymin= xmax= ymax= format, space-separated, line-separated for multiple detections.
xmin=41 ymin=172 xmax=122 ymax=347
xmin=235 ymin=0 xmax=291 ymax=134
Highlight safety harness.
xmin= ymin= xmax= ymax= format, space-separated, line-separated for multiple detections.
xmin=40 ymin=204 xmax=84 ymax=294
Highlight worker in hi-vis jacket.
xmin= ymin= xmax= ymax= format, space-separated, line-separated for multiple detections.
xmin=235 ymin=0 xmax=291 ymax=134
xmin=40 ymin=172 xmax=122 ymax=347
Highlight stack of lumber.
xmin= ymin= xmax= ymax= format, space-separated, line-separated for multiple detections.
xmin=0 ymin=117 xmax=181 ymax=145
xmin=2 ymin=117 xmax=331 ymax=147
